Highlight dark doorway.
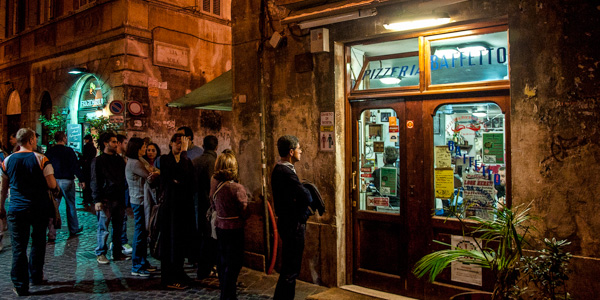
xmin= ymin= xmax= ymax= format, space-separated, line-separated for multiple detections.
xmin=40 ymin=92 xmax=53 ymax=146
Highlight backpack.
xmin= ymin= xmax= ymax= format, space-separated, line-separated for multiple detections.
xmin=148 ymin=200 xmax=163 ymax=260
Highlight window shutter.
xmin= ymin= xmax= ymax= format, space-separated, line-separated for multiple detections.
xmin=212 ymin=0 xmax=220 ymax=16
xmin=202 ymin=0 xmax=210 ymax=12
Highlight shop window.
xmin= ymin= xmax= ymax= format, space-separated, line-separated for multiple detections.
xmin=428 ymin=31 xmax=509 ymax=85
xmin=358 ymin=108 xmax=401 ymax=214
xmin=77 ymin=76 xmax=104 ymax=122
xmin=350 ymin=38 xmax=419 ymax=92
xmin=432 ymin=103 xmax=506 ymax=220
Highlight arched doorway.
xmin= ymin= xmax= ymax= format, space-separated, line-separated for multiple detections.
xmin=6 ymin=90 xmax=22 ymax=144
xmin=40 ymin=91 xmax=53 ymax=146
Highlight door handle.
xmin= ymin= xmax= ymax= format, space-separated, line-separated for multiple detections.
xmin=352 ymin=171 xmax=357 ymax=190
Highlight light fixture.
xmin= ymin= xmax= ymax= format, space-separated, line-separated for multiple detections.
xmin=383 ymin=13 xmax=451 ymax=31
xmin=472 ymin=105 xmax=487 ymax=117
xmin=434 ymin=47 xmax=459 ymax=57
xmin=298 ymin=8 xmax=378 ymax=29
xmin=379 ymin=76 xmax=401 ymax=85
xmin=457 ymin=43 xmax=490 ymax=57
xmin=68 ymin=67 xmax=89 ymax=75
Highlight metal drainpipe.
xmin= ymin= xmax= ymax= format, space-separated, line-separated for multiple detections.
xmin=258 ymin=0 xmax=271 ymax=265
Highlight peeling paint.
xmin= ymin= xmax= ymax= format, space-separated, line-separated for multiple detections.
xmin=524 ymin=84 xmax=537 ymax=97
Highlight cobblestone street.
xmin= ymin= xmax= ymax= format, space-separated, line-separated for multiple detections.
xmin=0 ymin=195 xmax=327 ymax=299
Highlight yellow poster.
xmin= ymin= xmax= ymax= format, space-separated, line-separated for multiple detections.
xmin=435 ymin=168 xmax=454 ymax=199
xmin=435 ymin=146 xmax=452 ymax=168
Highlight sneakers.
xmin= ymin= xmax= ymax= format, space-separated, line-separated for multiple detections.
xmin=112 ymin=254 xmax=131 ymax=261
xmin=109 ymin=242 xmax=133 ymax=255
xmin=122 ymin=243 xmax=133 ymax=255
xmin=97 ymin=255 xmax=110 ymax=264
xmin=12 ymin=287 xmax=29 ymax=296
xmin=131 ymin=270 xmax=151 ymax=277
xmin=145 ymin=265 xmax=157 ymax=272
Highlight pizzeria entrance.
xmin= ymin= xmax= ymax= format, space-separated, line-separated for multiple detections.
xmin=346 ymin=22 xmax=510 ymax=298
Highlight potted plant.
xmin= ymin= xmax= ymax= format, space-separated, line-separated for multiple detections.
xmin=413 ymin=200 xmax=572 ymax=300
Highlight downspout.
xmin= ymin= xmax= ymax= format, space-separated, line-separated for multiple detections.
xmin=258 ymin=0 xmax=271 ymax=265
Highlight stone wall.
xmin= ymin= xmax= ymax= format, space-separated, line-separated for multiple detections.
xmin=508 ymin=0 xmax=600 ymax=298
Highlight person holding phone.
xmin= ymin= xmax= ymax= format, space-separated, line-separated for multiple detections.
xmin=158 ymin=133 xmax=196 ymax=290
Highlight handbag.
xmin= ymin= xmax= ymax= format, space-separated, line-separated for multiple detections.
xmin=206 ymin=181 xmax=227 ymax=239
xmin=48 ymin=187 xmax=62 ymax=229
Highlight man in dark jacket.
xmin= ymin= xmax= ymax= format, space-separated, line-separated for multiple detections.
xmin=91 ymin=132 xmax=128 ymax=264
xmin=81 ymin=134 xmax=96 ymax=206
xmin=45 ymin=131 xmax=84 ymax=241
xmin=192 ymin=135 xmax=218 ymax=279
xmin=272 ymin=135 xmax=313 ymax=300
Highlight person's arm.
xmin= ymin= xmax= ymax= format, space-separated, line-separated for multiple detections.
xmin=90 ymin=157 xmax=104 ymax=211
xmin=0 ymin=174 xmax=8 ymax=219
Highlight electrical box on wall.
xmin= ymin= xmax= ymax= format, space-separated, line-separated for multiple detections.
xmin=310 ymin=28 xmax=329 ymax=53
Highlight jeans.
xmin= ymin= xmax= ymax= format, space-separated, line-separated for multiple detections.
xmin=95 ymin=200 xmax=125 ymax=257
xmin=273 ymin=222 xmax=306 ymax=300
xmin=57 ymin=179 xmax=80 ymax=234
xmin=131 ymin=203 xmax=148 ymax=272
xmin=217 ymin=228 xmax=244 ymax=300
xmin=8 ymin=210 xmax=48 ymax=292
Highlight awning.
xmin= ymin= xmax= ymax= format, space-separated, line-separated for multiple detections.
xmin=167 ymin=70 xmax=232 ymax=111
xmin=281 ymin=0 xmax=391 ymax=25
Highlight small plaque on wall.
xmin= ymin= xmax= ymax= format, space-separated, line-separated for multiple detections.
xmin=154 ymin=41 xmax=190 ymax=71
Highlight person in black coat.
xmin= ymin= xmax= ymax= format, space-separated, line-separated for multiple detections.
xmin=159 ymin=133 xmax=196 ymax=289
xmin=81 ymin=134 xmax=96 ymax=206
xmin=272 ymin=135 xmax=313 ymax=300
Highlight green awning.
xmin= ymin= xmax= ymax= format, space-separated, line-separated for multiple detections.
xmin=167 ymin=70 xmax=232 ymax=111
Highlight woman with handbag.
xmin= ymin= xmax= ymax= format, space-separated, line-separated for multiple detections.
xmin=210 ymin=151 xmax=248 ymax=300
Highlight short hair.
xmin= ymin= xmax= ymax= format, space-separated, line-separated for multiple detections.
xmin=169 ymin=133 xmax=184 ymax=151
xmin=84 ymin=134 xmax=93 ymax=142
xmin=125 ymin=137 xmax=145 ymax=159
xmin=54 ymin=131 xmax=67 ymax=143
xmin=98 ymin=132 xmax=116 ymax=152
xmin=214 ymin=152 xmax=238 ymax=182
xmin=383 ymin=146 xmax=398 ymax=165
xmin=203 ymin=135 xmax=218 ymax=151
xmin=177 ymin=126 xmax=194 ymax=141
xmin=146 ymin=142 xmax=161 ymax=157
xmin=116 ymin=134 xmax=127 ymax=143
xmin=277 ymin=135 xmax=299 ymax=157
xmin=16 ymin=128 xmax=36 ymax=146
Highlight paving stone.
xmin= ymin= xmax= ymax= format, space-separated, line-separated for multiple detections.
xmin=0 ymin=194 xmax=330 ymax=299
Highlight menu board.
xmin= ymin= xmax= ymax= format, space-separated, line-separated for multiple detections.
xmin=379 ymin=167 xmax=397 ymax=196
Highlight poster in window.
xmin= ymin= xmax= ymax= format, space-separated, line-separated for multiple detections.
xmin=434 ymin=146 xmax=452 ymax=168
xmin=451 ymin=235 xmax=483 ymax=286
xmin=483 ymin=133 xmax=504 ymax=163
xmin=434 ymin=168 xmax=454 ymax=199
xmin=379 ymin=167 xmax=397 ymax=196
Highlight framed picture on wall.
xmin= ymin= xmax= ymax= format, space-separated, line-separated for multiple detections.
xmin=381 ymin=112 xmax=391 ymax=122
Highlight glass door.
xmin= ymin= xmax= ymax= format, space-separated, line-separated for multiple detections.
xmin=351 ymin=100 xmax=409 ymax=294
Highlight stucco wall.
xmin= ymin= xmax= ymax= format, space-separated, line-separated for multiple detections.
xmin=508 ymin=0 xmax=600 ymax=298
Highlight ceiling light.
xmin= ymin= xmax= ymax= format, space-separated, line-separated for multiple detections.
xmin=298 ymin=8 xmax=378 ymax=29
xmin=473 ymin=112 xmax=487 ymax=117
xmin=68 ymin=67 xmax=89 ymax=75
xmin=383 ymin=13 xmax=451 ymax=31
xmin=458 ymin=44 xmax=489 ymax=56
xmin=434 ymin=47 xmax=459 ymax=57
xmin=379 ymin=76 xmax=401 ymax=85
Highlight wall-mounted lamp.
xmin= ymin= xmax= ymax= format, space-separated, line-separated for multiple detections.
xmin=68 ymin=67 xmax=89 ymax=75
xmin=298 ymin=8 xmax=378 ymax=30
xmin=383 ymin=13 xmax=451 ymax=31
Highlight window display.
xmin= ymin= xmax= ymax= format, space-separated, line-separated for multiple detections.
xmin=432 ymin=103 xmax=506 ymax=219
xmin=358 ymin=108 xmax=401 ymax=214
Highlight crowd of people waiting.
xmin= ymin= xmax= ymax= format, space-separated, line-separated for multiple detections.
xmin=0 ymin=126 xmax=255 ymax=299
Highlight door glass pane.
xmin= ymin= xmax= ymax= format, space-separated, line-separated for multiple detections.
xmin=358 ymin=108 xmax=400 ymax=214
xmin=432 ymin=103 xmax=506 ymax=220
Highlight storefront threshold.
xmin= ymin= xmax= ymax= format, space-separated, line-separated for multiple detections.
xmin=340 ymin=285 xmax=419 ymax=300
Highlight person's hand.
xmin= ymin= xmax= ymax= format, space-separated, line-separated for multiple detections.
xmin=181 ymin=136 xmax=190 ymax=151
xmin=79 ymin=182 xmax=86 ymax=190
xmin=95 ymin=203 xmax=103 ymax=212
